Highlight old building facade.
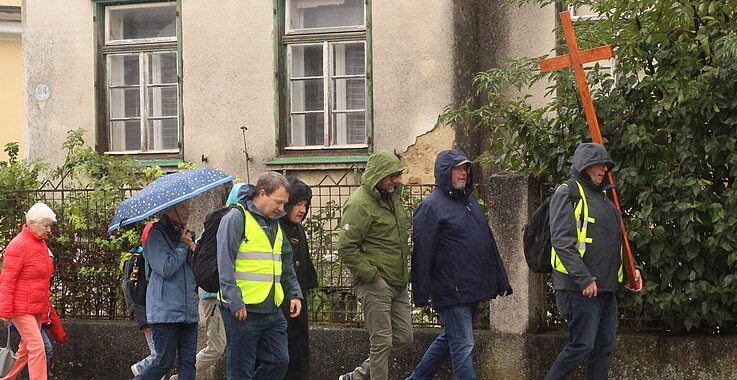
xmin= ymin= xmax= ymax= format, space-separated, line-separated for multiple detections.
xmin=23 ymin=0 xmax=555 ymax=184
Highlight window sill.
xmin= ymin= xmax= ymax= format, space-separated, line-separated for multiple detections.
xmin=104 ymin=151 xmax=183 ymax=168
xmin=137 ymin=158 xmax=184 ymax=168
xmin=266 ymin=155 xmax=368 ymax=171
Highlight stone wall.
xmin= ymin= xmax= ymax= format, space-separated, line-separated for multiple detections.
xmin=11 ymin=320 xmax=737 ymax=379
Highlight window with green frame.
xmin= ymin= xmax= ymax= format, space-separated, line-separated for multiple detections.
xmin=94 ymin=1 xmax=182 ymax=156
xmin=277 ymin=0 xmax=372 ymax=155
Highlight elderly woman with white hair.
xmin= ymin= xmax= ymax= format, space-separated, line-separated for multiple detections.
xmin=0 ymin=203 xmax=56 ymax=380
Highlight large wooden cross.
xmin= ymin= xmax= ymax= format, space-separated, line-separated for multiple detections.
xmin=540 ymin=11 xmax=640 ymax=290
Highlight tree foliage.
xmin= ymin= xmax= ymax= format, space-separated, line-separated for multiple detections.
xmin=440 ymin=0 xmax=737 ymax=332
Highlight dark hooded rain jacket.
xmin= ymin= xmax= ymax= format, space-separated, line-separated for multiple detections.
xmin=549 ymin=142 xmax=628 ymax=292
xmin=411 ymin=149 xmax=513 ymax=309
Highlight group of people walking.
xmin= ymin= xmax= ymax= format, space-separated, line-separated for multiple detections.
xmin=125 ymin=174 xmax=318 ymax=380
xmin=0 ymin=142 xmax=641 ymax=380
xmin=335 ymin=144 xmax=641 ymax=380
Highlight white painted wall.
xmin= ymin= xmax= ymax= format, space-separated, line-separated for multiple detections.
xmin=24 ymin=0 xmax=95 ymax=163
xmin=180 ymin=1 xmax=275 ymax=182
xmin=371 ymin=0 xmax=455 ymax=156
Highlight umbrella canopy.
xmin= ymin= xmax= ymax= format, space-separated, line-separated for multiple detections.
xmin=108 ymin=167 xmax=234 ymax=232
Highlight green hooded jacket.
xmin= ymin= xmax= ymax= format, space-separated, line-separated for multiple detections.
xmin=337 ymin=150 xmax=411 ymax=287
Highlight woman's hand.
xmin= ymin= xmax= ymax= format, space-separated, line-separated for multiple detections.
xmin=180 ymin=229 xmax=196 ymax=251
xmin=1 ymin=317 xmax=11 ymax=325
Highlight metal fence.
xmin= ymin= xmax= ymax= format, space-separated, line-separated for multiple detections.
xmin=0 ymin=183 xmax=499 ymax=328
xmin=302 ymin=184 xmax=463 ymax=327
xmin=0 ymin=186 xmax=141 ymax=320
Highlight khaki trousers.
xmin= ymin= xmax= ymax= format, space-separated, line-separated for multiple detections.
xmin=352 ymin=279 xmax=413 ymax=380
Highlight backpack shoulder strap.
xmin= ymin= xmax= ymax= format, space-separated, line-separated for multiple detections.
xmin=554 ymin=179 xmax=585 ymax=217
xmin=563 ymin=178 xmax=582 ymax=205
xmin=231 ymin=202 xmax=248 ymax=242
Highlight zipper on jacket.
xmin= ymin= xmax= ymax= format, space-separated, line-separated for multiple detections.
xmin=384 ymin=194 xmax=406 ymax=283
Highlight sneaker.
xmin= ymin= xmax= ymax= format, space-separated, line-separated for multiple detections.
xmin=131 ymin=364 xmax=140 ymax=376
xmin=339 ymin=373 xmax=354 ymax=380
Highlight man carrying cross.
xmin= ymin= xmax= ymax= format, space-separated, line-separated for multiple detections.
xmin=543 ymin=143 xmax=642 ymax=380
xmin=539 ymin=11 xmax=644 ymax=380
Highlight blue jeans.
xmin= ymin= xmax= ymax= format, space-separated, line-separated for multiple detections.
xmin=407 ymin=303 xmax=478 ymax=380
xmin=132 ymin=330 xmax=164 ymax=380
xmin=220 ymin=305 xmax=289 ymax=380
xmin=135 ymin=322 xmax=198 ymax=380
xmin=544 ymin=291 xmax=618 ymax=380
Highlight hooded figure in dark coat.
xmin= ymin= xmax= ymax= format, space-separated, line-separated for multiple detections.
xmin=279 ymin=177 xmax=319 ymax=380
xmin=408 ymin=149 xmax=512 ymax=380
xmin=544 ymin=142 xmax=642 ymax=380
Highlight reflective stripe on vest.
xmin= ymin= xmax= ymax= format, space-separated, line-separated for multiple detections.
xmin=219 ymin=204 xmax=285 ymax=306
xmin=551 ymin=181 xmax=623 ymax=282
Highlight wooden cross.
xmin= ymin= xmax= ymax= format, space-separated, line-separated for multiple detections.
xmin=539 ymin=11 xmax=640 ymax=290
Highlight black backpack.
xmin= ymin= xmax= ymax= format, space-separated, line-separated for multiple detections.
xmin=193 ymin=204 xmax=245 ymax=293
xmin=522 ymin=179 xmax=580 ymax=273
xmin=122 ymin=245 xmax=149 ymax=306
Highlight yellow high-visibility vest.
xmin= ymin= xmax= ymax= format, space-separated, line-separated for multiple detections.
xmin=220 ymin=204 xmax=284 ymax=306
xmin=551 ymin=180 xmax=623 ymax=282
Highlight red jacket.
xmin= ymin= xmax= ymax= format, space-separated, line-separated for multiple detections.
xmin=45 ymin=305 xmax=68 ymax=343
xmin=0 ymin=225 xmax=54 ymax=318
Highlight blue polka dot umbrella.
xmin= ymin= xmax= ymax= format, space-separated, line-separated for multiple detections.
xmin=108 ymin=167 xmax=234 ymax=232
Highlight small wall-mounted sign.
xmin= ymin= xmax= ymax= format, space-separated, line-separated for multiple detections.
xmin=34 ymin=84 xmax=51 ymax=102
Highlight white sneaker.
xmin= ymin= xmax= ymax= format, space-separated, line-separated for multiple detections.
xmin=131 ymin=364 xmax=140 ymax=376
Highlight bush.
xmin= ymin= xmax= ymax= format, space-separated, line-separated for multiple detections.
xmin=440 ymin=0 xmax=737 ymax=332
xmin=0 ymin=129 xmax=161 ymax=318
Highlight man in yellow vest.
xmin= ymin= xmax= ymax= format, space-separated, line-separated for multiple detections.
xmin=216 ymin=172 xmax=303 ymax=380
xmin=545 ymin=143 xmax=642 ymax=380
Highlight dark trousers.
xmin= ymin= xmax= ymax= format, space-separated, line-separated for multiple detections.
xmin=282 ymin=298 xmax=310 ymax=380
xmin=220 ymin=305 xmax=289 ymax=380
xmin=545 ymin=291 xmax=618 ymax=380
xmin=135 ymin=322 xmax=198 ymax=380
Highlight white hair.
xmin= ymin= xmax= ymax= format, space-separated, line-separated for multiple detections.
xmin=26 ymin=203 xmax=57 ymax=224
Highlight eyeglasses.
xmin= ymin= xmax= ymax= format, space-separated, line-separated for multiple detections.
xmin=388 ymin=171 xmax=403 ymax=180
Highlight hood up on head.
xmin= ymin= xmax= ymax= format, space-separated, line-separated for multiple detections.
xmin=571 ymin=142 xmax=615 ymax=188
xmin=361 ymin=150 xmax=405 ymax=191
xmin=434 ymin=149 xmax=473 ymax=195
xmin=285 ymin=177 xmax=312 ymax=214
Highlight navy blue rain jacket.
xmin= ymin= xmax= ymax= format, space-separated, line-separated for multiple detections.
xmin=411 ymin=149 xmax=513 ymax=309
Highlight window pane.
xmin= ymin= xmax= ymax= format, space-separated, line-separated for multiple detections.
xmin=109 ymin=55 xmax=140 ymax=86
xmin=333 ymin=43 xmax=365 ymax=76
xmin=291 ymin=113 xmax=324 ymax=146
xmin=288 ymin=0 xmax=364 ymax=31
xmin=291 ymin=79 xmax=324 ymax=112
xmin=333 ymin=79 xmax=365 ymax=110
xmin=109 ymin=88 xmax=141 ymax=118
xmin=110 ymin=120 xmax=141 ymax=151
xmin=148 ymin=86 xmax=178 ymax=117
xmin=148 ymin=52 xmax=178 ymax=84
xmin=148 ymin=119 xmax=179 ymax=150
xmin=290 ymin=45 xmax=323 ymax=77
xmin=107 ymin=3 xmax=177 ymax=42
xmin=333 ymin=113 xmax=365 ymax=145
